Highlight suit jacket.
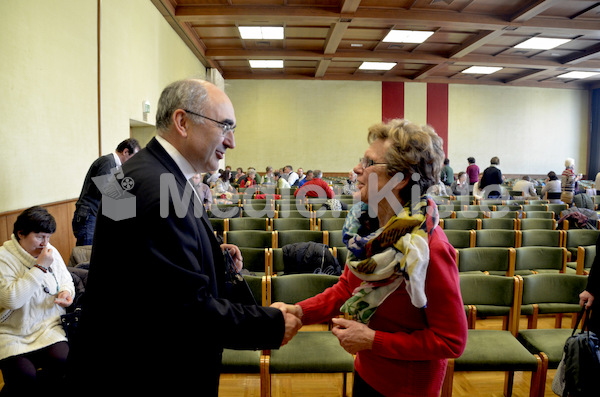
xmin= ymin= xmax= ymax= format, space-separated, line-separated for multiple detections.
xmin=69 ymin=138 xmax=284 ymax=395
xmin=587 ymin=234 xmax=600 ymax=333
xmin=75 ymin=153 xmax=117 ymax=216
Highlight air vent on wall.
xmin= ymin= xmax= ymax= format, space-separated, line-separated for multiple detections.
xmin=256 ymin=41 xmax=271 ymax=47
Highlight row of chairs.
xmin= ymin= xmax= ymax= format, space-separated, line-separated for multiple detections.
xmin=443 ymin=272 xmax=590 ymax=397
xmin=439 ymin=203 xmax=567 ymax=214
xmin=209 ymin=217 xmax=347 ymax=234
xmin=441 ymin=217 xmax=557 ymax=230
xmin=455 ymin=245 xmax=595 ymax=276
xmin=440 ymin=210 xmax=561 ymax=220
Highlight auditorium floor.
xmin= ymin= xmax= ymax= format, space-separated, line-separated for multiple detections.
xmin=218 ymin=316 xmax=569 ymax=397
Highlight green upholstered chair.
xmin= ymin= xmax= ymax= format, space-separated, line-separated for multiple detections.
xmin=271 ymin=217 xmax=314 ymax=231
xmin=546 ymin=203 xmax=568 ymax=218
xmin=518 ymin=218 xmax=556 ymax=230
xmin=455 ymin=210 xmax=487 ymax=219
xmin=332 ymin=246 xmax=348 ymax=265
xmin=517 ymin=275 xmax=589 ymax=375
xmin=513 ymin=247 xmax=567 ymax=276
xmin=226 ymin=217 xmax=270 ymax=231
xmin=440 ymin=218 xmax=481 ymax=230
xmin=481 ymin=218 xmax=517 ymax=230
xmin=475 ymin=230 xmax=521 ymax=248
xmin=444 ymin=229 xmax=475 ymax=249
xmin=274 ymin=230 xmax=326 ymax=249
xmin=523 ymin=211 xmax=554 ymax=219
xmin=313 ymin=210 xmax=348 ymax=219
xmin=488 ymin=210 xmax=520 ymax=219
xmin=456 ymin=247 xmax=516 ymax=276
xmin=519 ymin=273 xmax=587 ymax=329
xmin=239 ymin=247 xmax=270 ymax=276
xmin=464 ymin=204 xmax=493 ymax=212
xmin=268 ymin=248 xmax=285 ymax=276
xmin=438 ymin=203 xmax=463 ymax=212
xmin=317 ymin=217 xmax=346 ymax=231
xmin=275 ymin=207 xmax=312 ymax=219
xmin=565 ymin=229 xmax=600 ymax=261
xmin=327 ymin=230 xmax=345 ymax=248
xmin=522 ymin=204 xmax=548 ymax=212
xmin=264 ymin=274 xmax=353 ymax=397
xmin=520 ymin=230 xmax=564 ymax=248
xmin=443 ymin=275 xmax=548 ymax=397
xmin=209 ymin=217 xmax=226 ymax=238
xmin=495 ymin=204 xmax=524 ymax=212
xmin=575 ymin=245 xmax=595 ymax=274
xmin=223 ymin=230 xmax=275 ymax=248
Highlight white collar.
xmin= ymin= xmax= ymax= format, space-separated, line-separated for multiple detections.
xmin=155 ymin=135 xmax=197 ymax=182
xmin=112 ymin=152 xmax=122 ymax=168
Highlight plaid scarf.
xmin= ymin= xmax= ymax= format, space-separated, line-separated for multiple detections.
xmin=340 ymin=196 xmax=439 ymax=324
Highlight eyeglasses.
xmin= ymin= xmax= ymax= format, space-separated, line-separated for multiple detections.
xmin=359 ymin=157 xmax=387 ymax=169
xmin=183 ymin=109 xmax=235 ymax=135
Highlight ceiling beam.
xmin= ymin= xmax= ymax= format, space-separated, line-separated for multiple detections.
xmin=324 ymin=20 xmax=351 ymax=54
xmin=315 ymin=59 xmax=332 ymax=78
xmin=511 ymin=0 xmax=562 ymax=23
xmin=340 ymin=0 xmax=361 ymax=14
xmin=450 ymin=30 xmax=505 ymax=59
xmin=503 ymin=69 xmax=549 ymax=84
xmin=561 ymin=43 xmax=600 ymax=65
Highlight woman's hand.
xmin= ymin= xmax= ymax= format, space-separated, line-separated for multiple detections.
xmin=271 ymin=302 xmax=303 ymax=319
xmin=331 ymin=317 xmax=376 ymax=354
xmin=55 ymin=291 xmax=73 ymax=308
xmin=221 ymin=243 xmax=243 ymax=272
xmin=36 ymin=246 xmax=54 ymax=268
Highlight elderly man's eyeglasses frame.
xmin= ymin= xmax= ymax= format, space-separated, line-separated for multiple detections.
xmin=183 ymin=109 xmax=235 ymax=136
xmin=359 ymin=157 xmax=387 ymax=169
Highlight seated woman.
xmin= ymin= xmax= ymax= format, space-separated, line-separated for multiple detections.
xmin=273 ymin=119 xmax=468 ymax=396
xmin=0 ymin=206 xmax=75 ymax=396
xmin=213 ymin=170 xmax=237 ymax=200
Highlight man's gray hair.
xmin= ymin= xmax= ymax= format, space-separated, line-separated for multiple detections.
xmin=314 ymin=169 xmax=323 ymax=178
xmin=156 ymin=79 xmax=209 ymax=132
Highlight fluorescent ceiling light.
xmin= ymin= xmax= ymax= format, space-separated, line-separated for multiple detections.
xmin=249 ymin=60 xmax=284 ymax=68
xmin=383 ymin=30 xmax=434 ymax=44
xmin=514 ymin=37 xmax=570 ymax=50
xmin=239 ymin=26 xmax=284 ymax=40
xmin=359 ymin=62 xmax=397 ymax=71
xmin=462 ymin=66 xmax=503 ymax=74
xmin=557 ymin=71 xmax=599 ymax=79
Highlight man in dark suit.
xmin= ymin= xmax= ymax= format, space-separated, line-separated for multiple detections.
xmin=69 ymin=79 xmax=301 ymax=395
xmin=478 ymin=156 xmax=504 ymax=199
xmin=580 ymin=234 xmax=600 ymax=333
xmin=72 ymin=138 xmax=140 ymax=245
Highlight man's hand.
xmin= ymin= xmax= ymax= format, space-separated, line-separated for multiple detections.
xmin=271 ymin=303 xmax=302 ymax=346
xmin=221 ymin=243 xmax=243 ymax=271
xmin=271 ymin=302 xmax=303 ymax=319
xmin=331 ymin=317 xmax=375 ymax=354
xmin=579 ymin=290 xmax=594 ymax=308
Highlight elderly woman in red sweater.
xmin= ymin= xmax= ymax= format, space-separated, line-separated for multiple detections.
xmin=273 ymin=119 xmax=467 ymax=397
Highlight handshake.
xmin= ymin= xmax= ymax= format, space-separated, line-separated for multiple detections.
xmin=270 ymin=302 xmax=302 ymax=346
xmin=269 ymin=302 xmax=376 ymax=354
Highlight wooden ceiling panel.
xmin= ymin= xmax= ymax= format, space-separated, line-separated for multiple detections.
xmin=155 ymin=0 xmax=600 ymax=88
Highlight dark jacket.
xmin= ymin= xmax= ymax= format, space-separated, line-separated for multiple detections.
xmin=74 ymin=153 xmax=117 ymax=216
xmin=68 ymin=138 xmax=284 ymax=395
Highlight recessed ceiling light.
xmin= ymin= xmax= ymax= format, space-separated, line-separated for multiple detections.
xmin=557 ymin=71 xmax=599 ymax=79
xmin=249 ymin=60 xmax=284 ymax=68
xmin=358 ymin=62 xmax=397 ymax=71
xmin=350 ymin=43 xmax=363 ymax=47
xmin=462 ymin=66 xmax=503 ymax=74
xmin=382 ymin=30 xmax=434 ymax=44
xmin=514 ymin=37 xmax=570 ymax=50
xmin=239 ymin=26 xmax=284 ymax=40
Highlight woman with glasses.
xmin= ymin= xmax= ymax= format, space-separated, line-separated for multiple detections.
xmin=0 ymin=206 xmax=75 ymax=395
xmin=273 ymin=119 xmax=468 ymax=396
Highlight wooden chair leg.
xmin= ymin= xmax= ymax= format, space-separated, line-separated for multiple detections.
xmin=504 ymin=370 xmax=515 ymax=397
xmin=528 ymin=354 xmax=544 ymax=397
xmin=440 ymin=359 xmax=455 ymax=397
xmin=535 ymin=353 xmax=548 ymax=397
xmin=342 ymin=372 xmax=347 ymax=397
xmin=260 ymin=354 xmax=271 ymax=397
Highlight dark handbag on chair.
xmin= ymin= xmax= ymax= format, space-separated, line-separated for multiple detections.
xmin=223 ymin=250 xmax=257 ymax=306
xmin=552 ymin=308 xmax=600 ymax=396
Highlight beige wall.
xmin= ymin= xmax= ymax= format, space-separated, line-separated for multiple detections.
xmin=225 ymin=80 xmax=382 ymax=173
xmin=0 ymin=0 xmax=206 ymax=213
xmin=448 ymin=85 xmax=589 ymax=175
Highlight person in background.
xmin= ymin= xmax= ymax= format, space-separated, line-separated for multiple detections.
xmin=541 ymin=171 xmax=562 ymax=203
xmin=465 ymin=157 xmax=479 ymax=188
xmin=274 ymin=119 xmax=467 ymax=396
xmin=451 ymin=171 xmax=469 ymax=196
xmin=298 ymin=170 xmax=313 ymax=188
xmin=213 ymin=170 xmax=237 ymax=200
xmin=263 ymin=166 xmax=275 ymax=185
xmin=479 ymin=156 xmax=504 ymax=199
xmin=342 ymin=170 xmax=359 ymax=195
xmin=561 ymin=158 xmax=581 ymax=206
xmin=69 ymin=79 xmax=301 ymax=396
xmin=294 ymin=169 xmax=334 ymax=199
xmin=512 ymin=175 xmax=538 ymax=198
xmin=72 ymin=138 xmax=140 ymax=246
xmin=579 ymin=233 xmax=599 ymax=334
xmin=441 ymin=158 xmax=454 ymax=186
xmin=297 ymin=168 xmax=306 ymax=184
xmin=0 ymin=206 xmax=75 ymax=396
xmin=233 ymin=167 xmax=245 ymax=186
xmin=191 ymin=173 xmax=212 ymax=208
xmin=284 ymin=165 xmax=299 ymax=187
xmin=274 ymin=171 xmax=291 ymax=190
xmin=241 ymin=169 xmax=257 ymax=188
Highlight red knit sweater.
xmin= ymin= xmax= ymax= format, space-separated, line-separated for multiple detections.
xmin=298 ymin=227 xmax=467 ymax=396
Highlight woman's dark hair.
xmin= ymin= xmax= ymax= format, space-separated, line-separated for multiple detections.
xmin=221 ymin=170 xmax=231 ymax=181
xmin=548 ymin=171 xmax=558 ymax=181
xmin=467 ymin=157 xmax=475 ymax=164
xmin=13 ymin=206 xmax=56 ymax=240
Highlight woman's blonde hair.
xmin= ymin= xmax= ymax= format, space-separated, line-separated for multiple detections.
xmin=367 ymin=119 xmax=445 ymax=196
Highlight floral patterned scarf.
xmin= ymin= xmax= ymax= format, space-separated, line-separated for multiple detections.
xmin=340 ymin=196 xmax=439 ymax=323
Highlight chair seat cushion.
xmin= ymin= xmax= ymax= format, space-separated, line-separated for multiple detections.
xmin=455 ymin=330 xmax=539 ymax=371
xmin=474 ymin=305 xmax=511 ymax=317
xmin=521 ymin=303 xmax=580 ymax=315
xmin=517 ymin=329 xmax=572 ymax=367
xmin=269 ymin=331 xmax=355 ymax=373
xmin=221 ymin=349 xmax=262 ymax=373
